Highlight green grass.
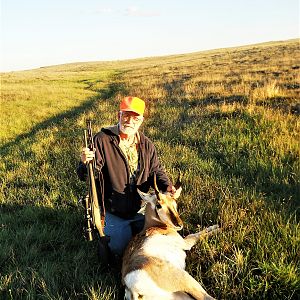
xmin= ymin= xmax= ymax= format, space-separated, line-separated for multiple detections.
xmin=1 ymin=39 xmax=299 ymax=299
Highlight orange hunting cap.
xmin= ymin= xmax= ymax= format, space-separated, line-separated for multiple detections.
xmin=120 ymin=96 xmax=145 ymax=115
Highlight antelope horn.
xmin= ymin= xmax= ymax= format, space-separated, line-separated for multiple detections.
xmin=174 ymin=172 xmax=182 ymax=190
xmin=153 ymin=173 xmax=160 ymax=199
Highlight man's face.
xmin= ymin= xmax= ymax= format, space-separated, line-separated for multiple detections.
xmin=118 ymin=111 xmax=144 ymax=136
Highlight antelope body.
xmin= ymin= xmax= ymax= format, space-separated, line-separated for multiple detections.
xmin=121 ymin=182 xmax=218 ymax=300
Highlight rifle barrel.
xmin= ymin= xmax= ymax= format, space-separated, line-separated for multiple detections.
xmin=83 ymin=122 xmax=105 ymax=238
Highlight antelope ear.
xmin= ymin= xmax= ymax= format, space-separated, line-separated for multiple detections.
xmin=153 ymin=173 xmax=162 ymax=201
xmin=173 ymin=186 xmax=182 ymax=199
xmin=137 ymin=189 xmax=157 ymax=203
xmin=174 ymin=173 xmax=182 ymax=190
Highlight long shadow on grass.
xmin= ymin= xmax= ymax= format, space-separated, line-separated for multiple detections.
xmin=1 ymin=79 xmax=128 ymax=205
xmin=0 ymin=81 xmax=126 ymax=156
xmin=0 ymin=80 xmax=127 ymax=298
xmin=0 ymin=204 xmax=122 ymax=299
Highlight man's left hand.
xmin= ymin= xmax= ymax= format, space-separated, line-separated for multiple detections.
xmin=167 ymin=185 xmax=176 ymax=195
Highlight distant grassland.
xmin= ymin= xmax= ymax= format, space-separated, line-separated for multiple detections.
xmin=0 ymin=39 xmax=299 ymax=299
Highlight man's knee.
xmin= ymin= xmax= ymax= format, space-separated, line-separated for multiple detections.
xmin=105 ymin=221 xmax=132 ymax=255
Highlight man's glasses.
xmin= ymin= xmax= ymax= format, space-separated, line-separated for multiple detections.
xmin=120 ymin=112 xmax=143 ymax=123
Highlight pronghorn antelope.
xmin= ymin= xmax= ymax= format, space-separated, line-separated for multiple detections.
xmin=121 ymin=178 xmax=219 ymax=300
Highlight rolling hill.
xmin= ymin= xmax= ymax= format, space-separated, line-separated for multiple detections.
xmin=1 ymin=39 xmax=299 ymax=299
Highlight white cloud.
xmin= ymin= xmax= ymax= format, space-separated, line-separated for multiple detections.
xmin=96 ymin=8 xmax=114 ymax=13
xmin=93 ymin=7 xmax=114 ymax=14
xmin=89 ymin=5 xmax=160 ymax=17
xmin=124 ymin=6 xmax=160 ymax=17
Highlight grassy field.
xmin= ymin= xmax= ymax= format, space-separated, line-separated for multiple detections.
xmin=0 ymin=39 xmax=299 ymax=299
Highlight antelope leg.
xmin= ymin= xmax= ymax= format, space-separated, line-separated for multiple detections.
xmin=183 ymin=225 xmax=220 ymax=250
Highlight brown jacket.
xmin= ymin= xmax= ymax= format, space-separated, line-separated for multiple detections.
xmin=77 ymin=126 xmax=171 ymax=219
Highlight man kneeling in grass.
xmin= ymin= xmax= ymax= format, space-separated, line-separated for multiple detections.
xmin=77 ymin=96 xmax=176 ymax=261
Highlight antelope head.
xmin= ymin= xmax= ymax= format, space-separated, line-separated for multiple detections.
xmin=138 ymin=175 xmax=183 ymax=231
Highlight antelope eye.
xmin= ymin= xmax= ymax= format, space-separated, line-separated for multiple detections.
xmin=156 ymin=202 xmax=162 ymax=209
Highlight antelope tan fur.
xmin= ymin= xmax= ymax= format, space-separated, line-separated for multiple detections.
xmin=121 ymin=179 xmax=219 ymax=300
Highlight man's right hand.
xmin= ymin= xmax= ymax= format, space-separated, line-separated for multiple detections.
xmin=81 ymin=147 xmax=95 ymax=164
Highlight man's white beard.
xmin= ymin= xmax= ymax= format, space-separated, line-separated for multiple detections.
xmin=119 ymin=122 xmax=138 ymax=136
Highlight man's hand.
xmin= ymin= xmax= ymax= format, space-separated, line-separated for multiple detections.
xmin=81 ymin=147 xmax=95 ymax=164
xmin=167 ymin=185 xmax=176 ymax=195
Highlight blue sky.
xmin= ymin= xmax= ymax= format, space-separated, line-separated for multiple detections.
xmin=1 ymin=0 xmax=299 ymax=71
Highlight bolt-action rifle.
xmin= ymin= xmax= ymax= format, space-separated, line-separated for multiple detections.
xmin=83 ymin=120 xmax=110 ymax=264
